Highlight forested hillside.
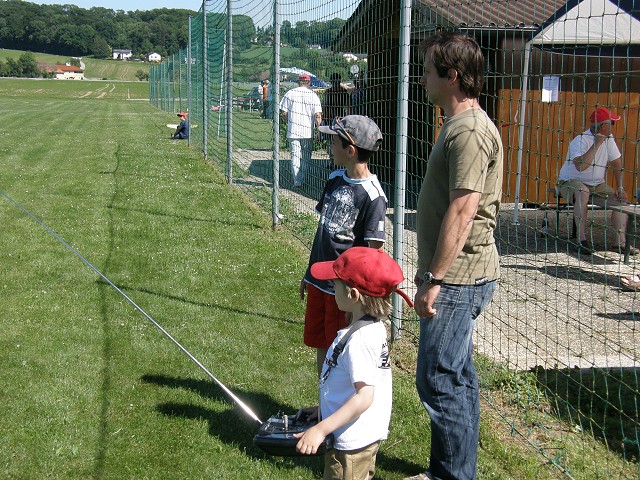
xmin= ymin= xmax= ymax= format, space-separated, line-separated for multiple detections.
xmin=0 ymin=1 xmax=347 ymax=61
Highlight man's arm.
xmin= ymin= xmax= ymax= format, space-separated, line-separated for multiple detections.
xmin=573 ymin=134 xmax=605 ymax=171
xmin=314 ymin=112 xmax=322 ymax=128
xmin=413 ymin=189 xmax=480 ymax=318
xmin=609 ymin=157 xmax=628 ymax=201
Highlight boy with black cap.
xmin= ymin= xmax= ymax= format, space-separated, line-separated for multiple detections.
xmin=300 ymin=115 xmax=387 ymax=377
xmin=294 ymin=247 xmax=412 ymax=479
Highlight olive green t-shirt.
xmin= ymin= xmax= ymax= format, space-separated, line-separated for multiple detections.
xmin=416 ymin=108 xmax=502 ymax=284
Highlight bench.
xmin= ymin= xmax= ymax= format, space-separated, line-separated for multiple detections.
xmin=539 ymin=187 xmax=604 ymax=239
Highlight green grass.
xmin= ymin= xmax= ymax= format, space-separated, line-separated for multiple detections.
xmin=1 ymin=78 xmax=637 ymax=479
xmin=0 ymin=48 xmax=150 ymax=81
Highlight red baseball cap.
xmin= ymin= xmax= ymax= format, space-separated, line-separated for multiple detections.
xmin=311 ymin=247 xmax=413 ymax=307
xmin=177 ymin=112 xmax=187 ymax=118
xmin=298 ymin=73 xmax=311 ymax=81
xmin=590 ymin=107 xmax=620 ymax=124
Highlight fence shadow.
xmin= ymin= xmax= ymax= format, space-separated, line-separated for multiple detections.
xmin=533 ymin=366 xmax=640 ymax=462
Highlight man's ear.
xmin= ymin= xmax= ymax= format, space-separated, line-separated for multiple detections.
xmin=447 ymin=68 xmax=457 ymax=81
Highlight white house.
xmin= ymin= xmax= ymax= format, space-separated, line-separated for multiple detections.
xmin=54 ymin=64 xmax=84 ymax=80
xmin=148 ymin=52 xmax=161 ymax=62
xmin=112 ymin=48 xmax=133 ymax=60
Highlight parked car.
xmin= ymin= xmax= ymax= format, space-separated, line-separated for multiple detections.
xmin=236 ymin=86 xmax=262 ymax=110
xmin=310 ymin=75 xmax=330 ymax=93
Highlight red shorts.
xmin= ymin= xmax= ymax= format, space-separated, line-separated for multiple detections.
xmin=304 ymin=284 xmax=347 ymax=349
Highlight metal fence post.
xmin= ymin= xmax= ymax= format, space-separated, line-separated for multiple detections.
xmin=203 ymin=2 xmax=209 ymax=157
xmin=227 ymin=0 xmax=233 ymax=183
xmin=187 ymin=15 xmax=192 ymax=146
xmin=272 ymin=0 xmax=282 ymax=227
xmin=391 ymin=0 xmax=413 ymax=340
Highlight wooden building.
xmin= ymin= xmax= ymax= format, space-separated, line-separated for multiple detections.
xmin=333 ymin=0 xmax=640 ymax=204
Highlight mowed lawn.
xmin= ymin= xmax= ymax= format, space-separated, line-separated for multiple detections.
xmin=0 ymin=78 xmax=328 ymax=478
xmin=2 ymin=78 xmax=631 ymax=480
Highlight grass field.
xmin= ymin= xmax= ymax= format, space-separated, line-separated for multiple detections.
xmin=0 ymin=48 xmax=150 ymax=81
xmin=1 ymin=77 xmax=636 ymax=479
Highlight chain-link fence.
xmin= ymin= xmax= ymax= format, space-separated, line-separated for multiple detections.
xmin=150 ymin=0 xmax=640 ymax=477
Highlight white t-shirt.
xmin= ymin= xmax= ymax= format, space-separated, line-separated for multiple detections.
xmin=319 ymin=320 xmax=392 ymax=451
xmin=279 ymin=86 xmax=322 ymax=139
xmin=558 ymin=129 xmax=621 ymax=185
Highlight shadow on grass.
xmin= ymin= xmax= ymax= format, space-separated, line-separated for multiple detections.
xmin=141 ymin=374 xmax=426 ymax=478
xmin=141 ymin=374 xmax=323 ymax=473
xmin=533 ymin=366 xmax=640 ymax=463
xmin=109 ymin=204 xmax=267 ymax=231
xmin=96 ymin=278 xmax=301 ymax=326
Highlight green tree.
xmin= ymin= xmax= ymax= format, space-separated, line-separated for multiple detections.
xmin=135 ymin=69 xmax=149 ymax=81
xmin=18 ymin=51 xmax=40 ymax=77
xmin=5 ymin=57 xmax=21 ymax=77
xmin=92 ymin=36 xmax=112 ymax=58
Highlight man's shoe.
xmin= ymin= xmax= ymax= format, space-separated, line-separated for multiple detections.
xmin=578 ymin=240 xmax=594 ymax=255
xmin=402 ymin=474 xmax=431 ymax=480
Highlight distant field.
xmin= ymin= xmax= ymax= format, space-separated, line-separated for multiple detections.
xmin=0 ymin=77 xmax=149 ymax=100
xmin=0 ymin=48 xmax=151 ymax=81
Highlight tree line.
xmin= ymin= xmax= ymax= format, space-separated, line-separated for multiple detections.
xmin=0 ymin=1 xmax=348 ymax=61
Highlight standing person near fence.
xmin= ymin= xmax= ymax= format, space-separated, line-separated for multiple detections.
xmin=301 ymin=115 xmax=386 ymax=378
xmin=556 ymin=107 xmax=636 ymax=255
xmin=260 ymin=79 xmax=271 ymax=119
xmin=407 ymin=32 xmax=503 ymax=480
xmin=279 ymin=73 xmax=322 ymax=187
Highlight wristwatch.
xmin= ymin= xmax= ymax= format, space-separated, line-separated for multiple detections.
xmin=423 ymin=271 xmax=443 ymax=285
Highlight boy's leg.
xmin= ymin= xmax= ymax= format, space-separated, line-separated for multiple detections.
xmin=323 ymin=442 xmax=381 ymax=480
xmin=304 ymin=285 xmax=346 ymax=376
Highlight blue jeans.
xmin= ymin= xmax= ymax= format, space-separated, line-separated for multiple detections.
xmin=416 ymin=280 xmax=497 ymax=480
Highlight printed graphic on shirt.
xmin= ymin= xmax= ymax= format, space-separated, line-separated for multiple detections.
xmin=380 ymin=341 xmax=390 ymax=369
xmin=320 ymin=186 xmax=359 ymax=242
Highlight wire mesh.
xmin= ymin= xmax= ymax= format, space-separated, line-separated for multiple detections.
xmin=149 ymin=0 xmax=640 ymax=477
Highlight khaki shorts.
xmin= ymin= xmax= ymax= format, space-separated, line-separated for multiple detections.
xmin=556 ymin=180 xmax=621 ymax=206
xmin=324 ymin=440 xmax=380 ymax=480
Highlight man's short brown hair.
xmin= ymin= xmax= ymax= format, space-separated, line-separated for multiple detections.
xmin=419 ymin=31 xmax=485 ymax=99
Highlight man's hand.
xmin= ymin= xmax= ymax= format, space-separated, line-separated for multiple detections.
xmin=616 ymin=188 xmax=628 ymax=203
xmin=413 ymin=273 xmax=440 ymax=318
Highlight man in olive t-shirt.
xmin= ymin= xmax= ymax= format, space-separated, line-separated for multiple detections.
xmin=405 ymin=32 xmax=503 ymax=480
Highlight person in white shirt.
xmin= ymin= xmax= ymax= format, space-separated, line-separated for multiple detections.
xmin=557 ymin=107 xmax=635 ymax=255
xmin=279 ymin=73 xmax=322 ymax=187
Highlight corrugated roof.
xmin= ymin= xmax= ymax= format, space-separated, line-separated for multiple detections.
xmin=334 ymin=0 xmax=565 ymax=51
xmin=414 ymin=0 xmax=562 ymax=29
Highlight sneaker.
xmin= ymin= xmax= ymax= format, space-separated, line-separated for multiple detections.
xmin=577 ymin=240 xmax=594 ymax=255
xmin=403 ymin=474 xmax=431 ymax=480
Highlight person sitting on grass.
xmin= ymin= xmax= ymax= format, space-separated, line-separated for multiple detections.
xmin=294 ymin=247 xmax=413 ymax=480
xmin=172 ymin=112 xmax=189 ymax=139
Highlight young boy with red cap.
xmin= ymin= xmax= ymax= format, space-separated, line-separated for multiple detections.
xmin=294 ymin=247 xmax=412 ymax=480
xmin=172 ymin=112 xmax=189 ymax=140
